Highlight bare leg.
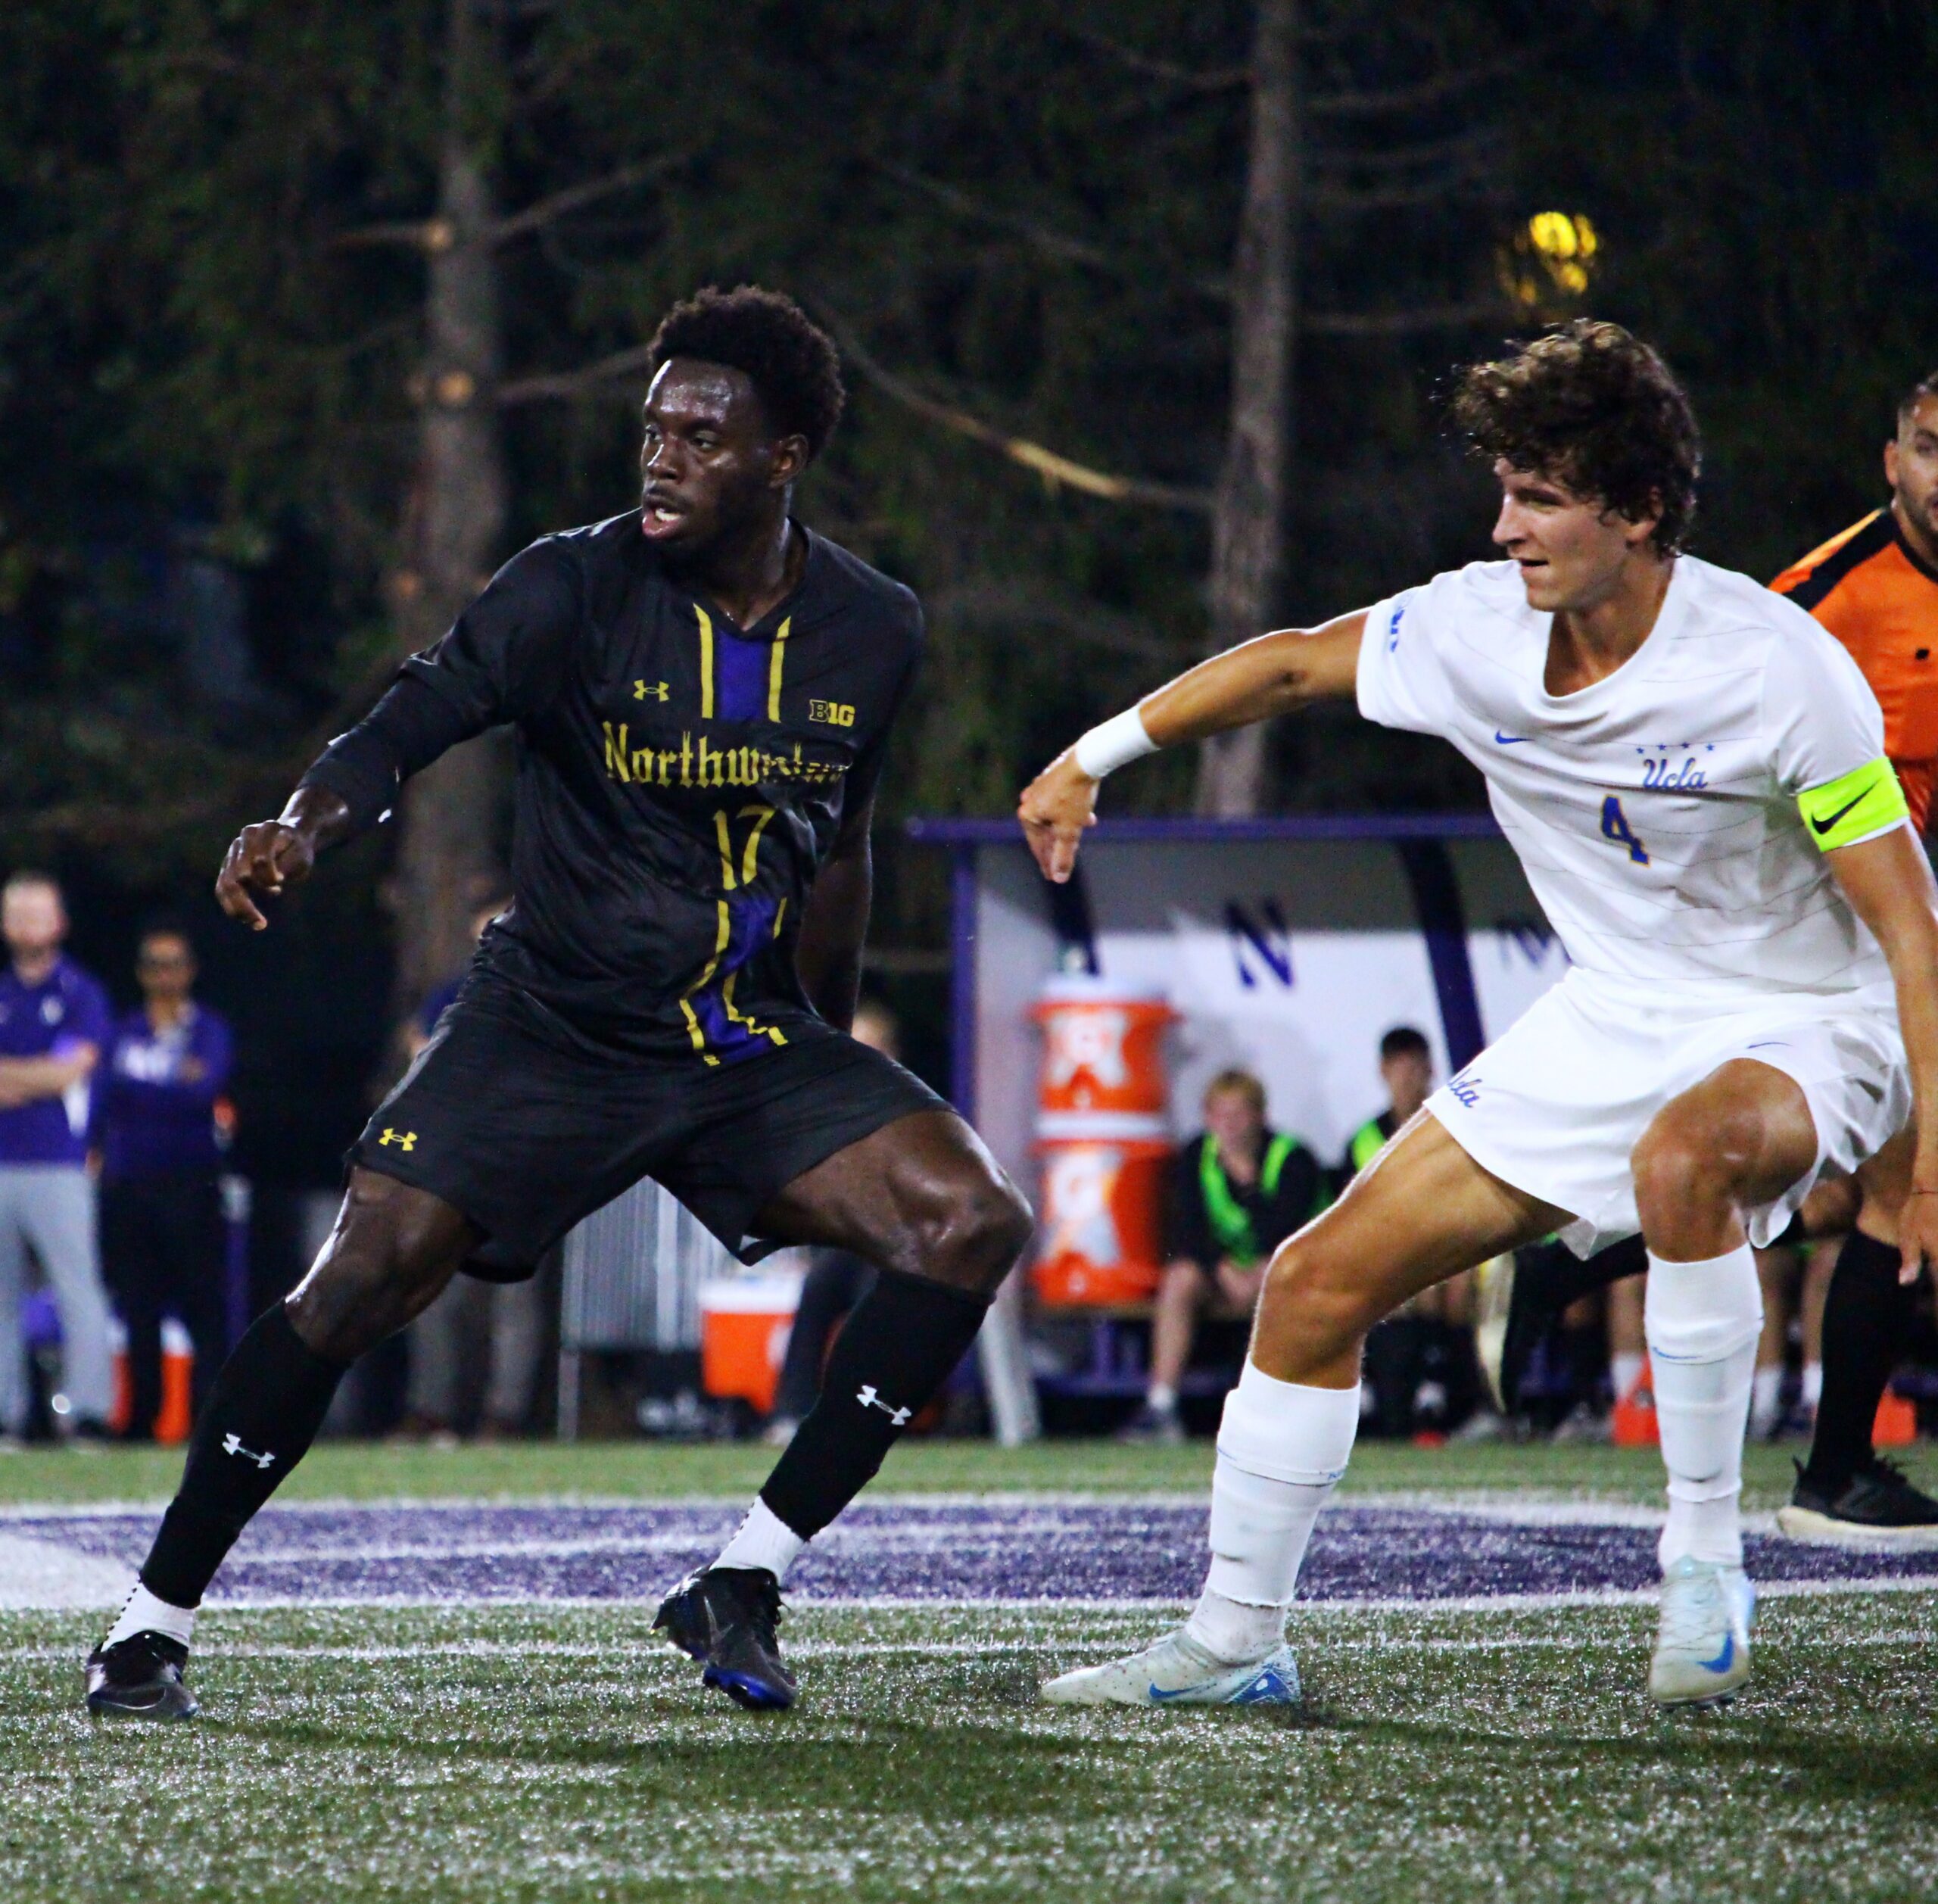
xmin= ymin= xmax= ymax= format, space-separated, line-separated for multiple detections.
xmin=1248 ymin=1111 xmax=1562 ymax=1388
xmin=1148 ymin=1260 xmax=1210 ymax=1399
xmin=705 ymin=1111 xmax=1032 ymax=1579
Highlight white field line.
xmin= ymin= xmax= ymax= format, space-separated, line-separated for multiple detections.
xmin=0 ymin=1488 xmax=1681 ymax=1522
xmin=26 ymin=1573 xmax=1919 ymax=1614
xmin=6 ymin=1617 xmax=1936 ymax=1668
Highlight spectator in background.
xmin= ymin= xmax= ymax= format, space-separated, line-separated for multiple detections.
xmin=1345 ymin=1027 xmax=1484 ymax=1438
xmin=766 ymin=999 xmax=904 ymax=1447
xmin=0 ymin=872 xmax=115 ymax=1441
xmin=1340 ymin=1026 xmax=1434 ymax=1179
xmin=1119 ymin=1068 xmax=1328 ymax=1445
xmin=393 ymin=896 xmax=546 ymax=1441
xmin=95 ymin=922 xmax=234 ymax=1441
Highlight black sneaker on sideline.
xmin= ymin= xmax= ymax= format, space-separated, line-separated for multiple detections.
xmin=653 ymin=1566 xmax=797 ymax=1710
xmin=1777 ymin=1457 xmax=1938 ymax=1547
xmin=86 ymin=1633 xmax=198 ymax=1721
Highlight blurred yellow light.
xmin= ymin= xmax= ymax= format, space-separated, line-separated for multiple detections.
xmin=1499 ymin=212 xmax=1600 ymax=309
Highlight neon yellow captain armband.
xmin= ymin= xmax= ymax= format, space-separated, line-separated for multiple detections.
xmin=1796 ymin=757 xmax=1909 ymax=852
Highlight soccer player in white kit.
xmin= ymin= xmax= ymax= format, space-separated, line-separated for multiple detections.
xmin=1017 ymin=322 xmax=1938 ymax=1709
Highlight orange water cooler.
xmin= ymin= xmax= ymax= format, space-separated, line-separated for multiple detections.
xmin=1029 ymin=976 xmax=1176 ymax=1304
xmin=699 ymin=1274 xmax=801 ymax=1415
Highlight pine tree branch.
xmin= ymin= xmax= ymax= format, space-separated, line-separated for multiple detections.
xmin=1307 ymin=44 xmax=1550 ymax=116
xmin=818 ymin=307 xmax=1213 ymax=515
xmin=487 ymin=155 xmax=684 ymax=245
xmin=329 ymin=157 xmax=683 ymax=257
xmin=495 ymin=343 xmax=658 ymax=405
xmin=1305 ymin=298 xmax=1514 ymax=336
xmin=1060 ymin=26 xmax=1248 ymax=92
xmin=873 ymin=161 xmax=1232 ymax=303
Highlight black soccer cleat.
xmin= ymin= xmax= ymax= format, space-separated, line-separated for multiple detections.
xmin=1778 ymin=1457 xmax=1938 ymax=1548
xmin=653 ymin=1565 xmax=797 ymax=1710
xmin=86 ymin=1632 xmax=199 ymax=1722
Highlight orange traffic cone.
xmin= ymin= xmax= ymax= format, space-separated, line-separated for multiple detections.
xmin=153 ymin=1317 xmax=195 ymax=1445
xmin=1873 ymin=1383 xmax=1918 ymax=1448
xmin=1612 ymin=1365 xmax=1659 ymax=1447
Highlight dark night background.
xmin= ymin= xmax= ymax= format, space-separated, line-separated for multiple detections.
xmin=0 ymin=0 xmax=1931 ymax=1272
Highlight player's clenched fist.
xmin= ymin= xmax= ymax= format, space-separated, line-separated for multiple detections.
xmin=1017 ymin=751 xmax=1099 ymax=885
xmin=214 ymin=786 xmax=351 ymax=930
xmin=216 ymin=821 xmax=316 ymax=930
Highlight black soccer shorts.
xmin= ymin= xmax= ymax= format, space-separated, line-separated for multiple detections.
xmin=348 ymin=975 xmax=948 ymax=1281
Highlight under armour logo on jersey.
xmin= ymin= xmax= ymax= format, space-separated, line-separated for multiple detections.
xmin=222 ymin=1433 xmax=276 ymax=1470
xmin=634 ymin=679 xmax=670 ymax=702
xmin=856 ymin=1385 xmax=912 ymax=1426
xmin=379 ymin=1128 xmax=416 ymax=1151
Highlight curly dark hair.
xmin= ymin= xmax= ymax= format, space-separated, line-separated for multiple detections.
xmin=647 ymin=285 xmax=845 ymax=460
xmin=1449 ymin=319 xmax=1702 ymax=554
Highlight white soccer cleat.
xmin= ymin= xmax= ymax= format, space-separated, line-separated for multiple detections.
xmin=1649 ymin=1555 xmax=1756 ymax=1708
xmin=1040 ymin=1628 xmax=1301 ymax=1708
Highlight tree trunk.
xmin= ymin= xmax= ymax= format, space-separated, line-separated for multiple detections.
xmin=388 ymin=4 xmax=510 ymax=1014
xmin=1195 ymin=0 xmax=1300 ymax=818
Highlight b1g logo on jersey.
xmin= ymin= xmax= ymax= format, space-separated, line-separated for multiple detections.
xmin=809 ymin=699 xmax=855 ymax=728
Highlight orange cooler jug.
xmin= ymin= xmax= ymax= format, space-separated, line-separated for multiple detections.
xmin=1029 ymin=976 xmax=1175 ymax=1304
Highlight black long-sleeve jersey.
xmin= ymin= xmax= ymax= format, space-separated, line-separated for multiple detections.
xmin=303 ymin=509 xmax=923 ymax=1064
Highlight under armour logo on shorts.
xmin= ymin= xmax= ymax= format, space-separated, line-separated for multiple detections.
xmin=222 ymin=1433 xmax=276 ymax=1470
xmin=855 ymin=1385 xmax=912 ymax=1426
xmin=379 ymin=1128 xmax=417 ymax=1151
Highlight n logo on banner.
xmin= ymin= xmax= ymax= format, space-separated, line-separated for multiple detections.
xmin=1226 ymin=899 xmax=1295 ymax=990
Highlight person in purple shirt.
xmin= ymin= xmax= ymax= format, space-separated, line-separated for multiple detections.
xmin=0 ymin=871 xmax=115 ymax=1441
xmin=95 ymin=922 xmax=235 ymax=1441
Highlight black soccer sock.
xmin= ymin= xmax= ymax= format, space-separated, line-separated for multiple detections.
xmin=759 ymin=1268 xmax=989 ymax=1541
xmin=140 ymin=1304 xmax=348 ymax=1609
xmin=1802 ymin=1229 xmax=1915 ymax=1491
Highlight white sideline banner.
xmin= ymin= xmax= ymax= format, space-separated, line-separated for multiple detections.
xmin=957 ymin=827 xmax=1566 ymax=1195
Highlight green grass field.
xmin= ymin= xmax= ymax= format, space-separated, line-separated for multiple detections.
xmin=5 ymin=1440 xmax=1936 ymax=1903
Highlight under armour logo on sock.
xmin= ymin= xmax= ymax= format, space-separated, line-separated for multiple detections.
xmin=855 ymin=1385 xmax=912 ymax=1426
xmin=222 ymin=1433 xmax=276 ymax=1470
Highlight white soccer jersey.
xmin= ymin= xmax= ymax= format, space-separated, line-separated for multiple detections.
xmin=1358 ymin=556 xmax=1899 ymax=996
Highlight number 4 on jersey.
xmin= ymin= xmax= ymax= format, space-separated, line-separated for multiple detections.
xmin=1600 ymin=796 xmax=1650 ymax=865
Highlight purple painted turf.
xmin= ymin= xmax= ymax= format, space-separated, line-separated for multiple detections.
xmin=14 ymin=1499 xmax=1938 ymax=1604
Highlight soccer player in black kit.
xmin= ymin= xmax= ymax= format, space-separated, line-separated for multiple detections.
xmin=85 ymin=287 xmax=1033 ymax=1721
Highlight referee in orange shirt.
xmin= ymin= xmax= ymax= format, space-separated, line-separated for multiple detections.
xmin=1771 ymin=368 xmax=1938 ymax=1542
xmin=1482 ymin=370 xmax=1938 ymax=1540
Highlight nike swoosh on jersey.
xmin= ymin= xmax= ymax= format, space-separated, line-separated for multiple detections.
xmin=1809 ymin=793 xmax=1866 ymax=835
xmin=1494 ymin=731 xmax=1531 ymax=745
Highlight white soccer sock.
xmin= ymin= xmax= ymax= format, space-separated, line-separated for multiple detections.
xmin=1645 ymin=1244 xmax=1762 ymax=1571
xmin=1184 ymin=1362 xmax=1360 ymax=1664
xmin=713 ymin=1497 xmax=806 ymax=1582
xmin=1147 ymin=1383 xmax=1178 ymax=1416
xmin=1611 ymin=1351 xmax=1646 ymax=1402
xmin=1749 ymin=1364 xmax=1784 ymax=1439
xmin=104 ymin=1581 xmax=196 ymax=1651
xmin=1802 ymin=1360 xmax=1823 ymax=1409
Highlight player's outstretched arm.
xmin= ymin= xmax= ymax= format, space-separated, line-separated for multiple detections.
xmin=1826 ymin=824 xmax=1938 ymax=1281
xmin=1016 ymin=609 xmax=1368 ymax=883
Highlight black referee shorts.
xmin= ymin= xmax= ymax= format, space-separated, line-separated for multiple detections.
xmin=349 ymin=976 xmax=948 ymax=1282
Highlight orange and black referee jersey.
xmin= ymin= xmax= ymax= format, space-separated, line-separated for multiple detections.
xmin=1772 ymin=508 xmax=1938 ymax=831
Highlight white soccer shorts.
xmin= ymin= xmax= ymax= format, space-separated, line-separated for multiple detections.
xmin=1426 ymin=971 xmax=1909 ymax=1258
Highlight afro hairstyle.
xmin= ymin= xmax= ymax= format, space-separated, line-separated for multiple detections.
xmin=647 ymin=285 xmax=846 ymax=460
